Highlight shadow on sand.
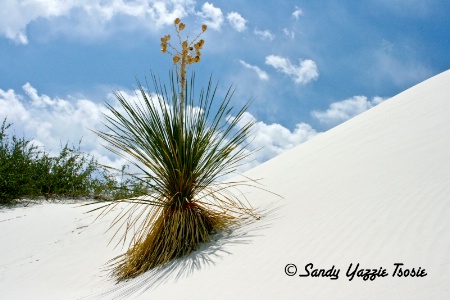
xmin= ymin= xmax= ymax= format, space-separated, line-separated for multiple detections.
xmin=82 ymin=205 xmax=280 ymax=299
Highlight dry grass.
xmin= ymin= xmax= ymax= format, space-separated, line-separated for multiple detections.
xmin=109 ymin=202 xmax=231 ymax=281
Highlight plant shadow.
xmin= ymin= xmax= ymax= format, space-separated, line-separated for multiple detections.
xmin=83 ymin=204 xmax=280 ymax=300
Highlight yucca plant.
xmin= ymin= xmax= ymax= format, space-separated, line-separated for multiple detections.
xmin=91 ymin=19 xmax=259 ymax=282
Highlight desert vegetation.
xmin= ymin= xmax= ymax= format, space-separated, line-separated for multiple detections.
xmin=0 ymin=17 xmax=267 ymax=282
xmin=90 ymin=18 xmax=262 ymax=282
xmin=0 ymin=117 xmax=149 ymax=206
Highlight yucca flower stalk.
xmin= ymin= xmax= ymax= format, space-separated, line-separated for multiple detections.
xmin=161 ymin=18 xmax=206 ymax=129
xmin=90 ymin=18 xmax=262 ymax=282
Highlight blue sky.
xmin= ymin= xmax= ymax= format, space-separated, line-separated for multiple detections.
xmin=1 ymin=0 xmax=449 ymax=171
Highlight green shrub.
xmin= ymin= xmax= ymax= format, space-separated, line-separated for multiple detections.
xmin=0 ymin=117 xmax=149 ymax=205
xmin=0 ymin=118 xmax=39 ymax=204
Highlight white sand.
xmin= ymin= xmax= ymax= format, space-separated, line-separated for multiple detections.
xmin=1 ymin=69 xmax=450 ymax=299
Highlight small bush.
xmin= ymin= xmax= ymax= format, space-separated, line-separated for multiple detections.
xmin=0 ymin=118 xmax=40 ymax=204
xmin=0 ymin=117 xmax=149 ymax=205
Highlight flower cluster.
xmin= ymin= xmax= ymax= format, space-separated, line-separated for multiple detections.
xmin=172 ymin=38 xmax=205 ymax=64
xmin=160 ymin=18 xmax=207 ymax=75
xmin=160 ymin=18 xmax=208 ymax=106
xmin=160 ymin=35 xmax=170 ymax=53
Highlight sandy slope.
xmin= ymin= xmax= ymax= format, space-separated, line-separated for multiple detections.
xmin=1 ymin=69 xmax=450 ymax=299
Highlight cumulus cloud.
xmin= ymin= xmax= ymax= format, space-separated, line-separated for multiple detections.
xmin=0 ymin=87 xmax=29 ymax=122
xmin=147 ymin=0 xmax=195 ymax=27
xmin=311 ymin=96 xmax=386 ymax=126
xmin=197 ymin=2 xmax=224 ymax=30
xmin=292 ymin=6 xmax=303 ymax=19
xmin=0 ymin=83 xmax=134 ymax=169
xmin=230 ymin=112 xmax=319 ymax=171
xmin=254 ymin=29 xmax=275 ymax=41
xmin=239 ymin=60 xmax=269 ymax=81
xmin=1 ymin=83 xmax=323 ymax=176
xmin=6 ymin=89 xmax=385 ymax=176
xmin=0 ymin=0 xmax=195 ymax=44
xmin=226 ymin=12 xmax=247 ymax=32
xmin=0 ymin=0 xmax=73 ymax=44
xmin=265 ymin=55 xmax=319 ymax=84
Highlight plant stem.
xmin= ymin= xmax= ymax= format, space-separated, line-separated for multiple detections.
xmin=180 ymin=51 xmax=186 ymax=126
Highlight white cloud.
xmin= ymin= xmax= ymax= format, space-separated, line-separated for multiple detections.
xmin=197 ymin=2 xmax=224 ymax=31
xmin=8 ymin=86 xmax=388 ymax=178
xmin=230 ymin=112 xmax=319 ymax=170
xmin=1 ymin=83 xmax=322 ymax=176
xmin=0 ymin=87 xmax=30 ymax=122
xmin=283 ymin=28 xmax=295 ymax=39
xmin=23 ymin=83 xmax=72 ymax=111
xmin=0 ymin=83 xmax=133 ymax=169
xmin=311 ymin=96 xmax=386 ymax=126
xmin=292 ymin=6 xmax=303 ymax=19
xmin=265 ymin=55 xmax=319 ymax=84
xmin=0 ymin=0 xmax=74 ymax=44
xmin=254 ymin=29 xmax=275 ymax=41
xmin=0 ymin=0 xmax=195 ymax=44
xmin=226 ymin=12 xmax=247 ymax=32
xmin=147 ymin=0 xmax=195 ymax=28
xmin=239 ymin=60 xmax=269 ymax=81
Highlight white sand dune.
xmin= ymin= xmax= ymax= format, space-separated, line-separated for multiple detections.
xmin=1 ymin=69 xmax=450 ymax=299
